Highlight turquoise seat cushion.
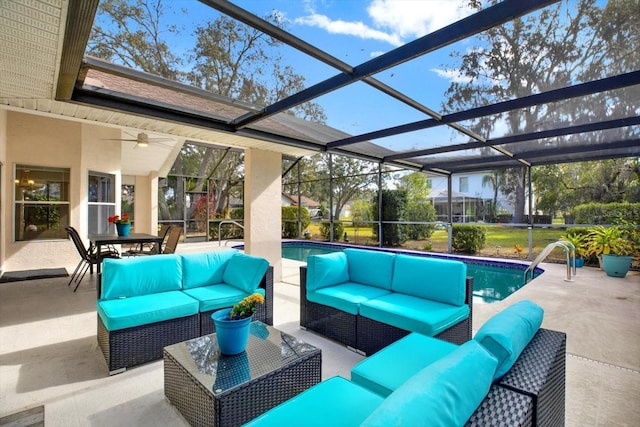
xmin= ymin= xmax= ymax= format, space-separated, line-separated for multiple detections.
xmin=306 ymin=252 xmax=349 ymax=292
xmin=351 ymin=333 xmax=458 ymax=397
xmin=361 ymin=340 xmax=497 ymax=427
xmin=307 ymin=283 xmax=391 ymax=315
xmin=391 ymin=255 xmax=467 ymax=306
xmin=101 ymin=255 xmax=182 ymax=299
xmin=97 ymin=291 xmax=199 ymax=331
xmin=181 ymin=250 xmax=237 ymax=289
xmin=244 ymin=376 xmax=384 ymax=427
xmin=474 ymin=299 xmax=544 ymax=380
xmin=344 ymin=248 xmax=395 ymax=290
xmin=222 ymin=253 xmax=269 ymax=293
xmin=183 ymin=285 xmax=265 ymax=312
xmin=359 ymin=293 xmax=469 ymax=336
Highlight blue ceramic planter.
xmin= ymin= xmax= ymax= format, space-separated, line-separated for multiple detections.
xmin=115 ymin=223 xmax=131 ymax=236
xmin=602 ymin=254 xmax=633 ymax=278
xmin=212 ymin=308 xmax=252 ymax=355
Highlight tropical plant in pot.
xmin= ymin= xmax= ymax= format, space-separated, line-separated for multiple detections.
xmin=586 ymin=224 xmax=637 ymax=278
xmin=212 ymin=293 xmax=264 ymax=355
xmin=560 ymin=231 xmax=588 ymax=268
xmin=108 ymin=213 xmax=131 ymax=236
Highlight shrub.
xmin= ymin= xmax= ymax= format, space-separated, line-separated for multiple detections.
xmin=572 ymin=202 xmax=640 ymax=224
xmin=452 ymin=225 xmax=486 ymax=254
xmin=372 ymin=189 xmax=408 ymax=246
xmin=405 ymin=201 xmax=437 ymax=240
xmin=282 ymin=206 xmax=311 ymax=238
xmin=319 ymin=221 xmax=344 ymax=241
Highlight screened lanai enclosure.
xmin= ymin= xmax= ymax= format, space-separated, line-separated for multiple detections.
xmin=6 ymin=0 xmax=638 ymax=260
xmin=67 ymin=0 xmax=637 ymax=260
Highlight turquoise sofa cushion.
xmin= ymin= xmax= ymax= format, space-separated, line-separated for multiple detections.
xmin=359 ymin=292 xmax=469 ymax=337
xmin=97 ymin=291 xmax=199 ymax=331
xmin=474 ymin=299 xmax=544 ymax=380
xmin=307 ymin=283 xmax=391 ymax=315
xmin=181 ymin=250 xmax=237 ymax=289
xmin=306 ymin=252 xmax=349 ymax=292
xmin=183 ymin=285 xmax=265 ymax=312
xmin=361 ymin=340 xmax=497 ymax=427
xmin=351 ymin=333 xmax=458 ymax=397
xmin=222 ymin=253 xmax=269 ymax=293
xmin=344 ymin=248 xmax=395 ymax=290
xmin=243 ymin=376 xmax=384 ymax=427
xmin=101 ymin=255 xmax=183 ymax=299
xmin=391 ymin=255 xmax=467 ymax=306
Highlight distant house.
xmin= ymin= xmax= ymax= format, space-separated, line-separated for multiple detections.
xmin=428 ymin=172 xmax=519 ymax=222
xmin=282 ymin=193 xmax=322 ymax=218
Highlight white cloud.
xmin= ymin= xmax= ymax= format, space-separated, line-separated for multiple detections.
xmin=431 ymin=68 xmax=473 ymax=84
xmin=367 ymin=0 xmax=473 ymax=39
xmin=294 ymin=0 xmax=473 ymax=48
xmin=295 ymin=14 xmax=403 ymax=46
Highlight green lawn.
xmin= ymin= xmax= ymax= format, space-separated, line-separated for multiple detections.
xmin=304 ymin=222 xmax=572 ymax=261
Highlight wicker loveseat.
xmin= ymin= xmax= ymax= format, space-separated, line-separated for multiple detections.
xmin=97 ymin=250 xmax=273 ymax=374
xmin=245 ymin=301 xmax=566 ymax=427
xmin=300 ymin=248 xmax=473 ymax=354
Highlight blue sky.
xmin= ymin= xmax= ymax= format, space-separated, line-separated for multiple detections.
xmin=163 ymin=0 xmax=481 ymax=150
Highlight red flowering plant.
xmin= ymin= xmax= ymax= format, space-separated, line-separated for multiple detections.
xmin=108 ymin=213 xmax=130 ymax=224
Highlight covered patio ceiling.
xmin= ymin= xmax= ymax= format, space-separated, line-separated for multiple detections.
xmin=2 ymin=0 xmax=639 ymax=176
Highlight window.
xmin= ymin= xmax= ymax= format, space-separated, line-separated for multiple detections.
xmin=459 ymin=176 xmax=469 ymax=193
xmin=88 ymin=171 xmax=116 ymax=234
xmin=14 ymin=165 xmax=70 ymax=241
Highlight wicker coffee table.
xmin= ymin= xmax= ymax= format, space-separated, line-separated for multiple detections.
xmin=164 ymin=322 xmax=322 ymax=427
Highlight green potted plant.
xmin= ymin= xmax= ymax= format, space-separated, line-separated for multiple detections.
xmin=212 ymin=293 xmax=264 ymax=355
xmin=561 ymin=231 xmax=587 ymax=268
xmin=586 ymin=225 xmax=637 ymax=278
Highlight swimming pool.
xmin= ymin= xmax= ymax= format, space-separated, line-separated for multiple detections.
xmin=280 ymin=241 xmax=541 ymax=304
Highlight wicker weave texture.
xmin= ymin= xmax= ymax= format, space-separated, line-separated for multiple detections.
xmin=499 ymin=328 xmax=567 ymax=427
xmin=98 ymin=314 xmax=199 ymax=373
xmin=164 ymin=342 xmax=321 ymax=427
xmin=466 ymin=385 xmax=534 ymax=426
xmin=300 ymin=266 xmax=473 ymax=354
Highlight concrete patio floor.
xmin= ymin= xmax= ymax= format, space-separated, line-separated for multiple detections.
xmin=1 ymin=246 xmax=639 ymax=426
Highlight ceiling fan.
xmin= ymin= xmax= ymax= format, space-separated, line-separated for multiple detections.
xmin=104 ymin=132 xmax=174 ymax=148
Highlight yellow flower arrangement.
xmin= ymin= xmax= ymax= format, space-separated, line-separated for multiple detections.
xmin=230 ymin=293 xmax=264 ymax=320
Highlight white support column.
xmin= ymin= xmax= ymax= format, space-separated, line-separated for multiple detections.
xmin=134 ymin=172 xmax=159 ymax=235
xmin=245 ymin=148 xmax=282 ymax=281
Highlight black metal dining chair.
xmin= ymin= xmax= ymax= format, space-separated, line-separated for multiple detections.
xmin=66 ymin=226 xmax=119 ymax=292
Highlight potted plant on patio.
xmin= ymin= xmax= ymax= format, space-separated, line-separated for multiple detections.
xmin=561 ymin=230 xmax=588 ymax=268
xmin=586 ymin=224 xmax=637 ymax=278
xmin=108 ymin=213 xmax=131 ymax=236
xmin=212 ymin=293 xmax=264 ymax=355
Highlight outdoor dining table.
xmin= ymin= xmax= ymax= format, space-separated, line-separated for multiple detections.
xmin=89 ymin=233 xmax=164 ymax=298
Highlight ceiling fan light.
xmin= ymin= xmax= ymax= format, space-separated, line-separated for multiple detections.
xmin=136 ymin=140 xmax=149 ymax=147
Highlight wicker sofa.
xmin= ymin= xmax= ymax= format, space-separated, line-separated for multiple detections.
xmin=97 ymin=250 xmax=273 ymax=374
xmin=246 ymin=301 xmax=566 ymax=427
xmin=300 ymin=248 xmax=473 ymax=354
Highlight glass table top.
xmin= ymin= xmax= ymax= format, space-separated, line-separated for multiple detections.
xmin=164 ymin=322 xmax=320 ymax=395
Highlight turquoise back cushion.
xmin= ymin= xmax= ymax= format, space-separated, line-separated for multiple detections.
xmin=222 ymin=253 xmax=269 ymax=293
xmin=391 ymin=255 xmax=467 ymax=306
xmin=474 ymin=299 xmax=544 ymax=381
xmin=181 ymin=250 xmax=237 ymax=289
xmin=361 ymin=340 xmax=497 ymax=427
xmin=306 ymin=252 xmax=349 ymax=291
xmin=101 ymin=255 xmax=182 ymax=299
xmin=344 ymin=248 xmax=395 ymax=290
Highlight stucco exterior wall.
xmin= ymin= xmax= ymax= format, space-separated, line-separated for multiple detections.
xmin=244 ymin=148 xmax=282 ymax=281
xmin=2 ymin=112 xmax=121 ymax=272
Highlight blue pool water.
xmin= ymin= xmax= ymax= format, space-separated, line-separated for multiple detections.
xmin=281 ymin=242 xmax=538 ymax=304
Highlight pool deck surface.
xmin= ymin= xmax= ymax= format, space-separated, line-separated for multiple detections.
xmin=1 ymin=243 xmax=639 ymax=426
